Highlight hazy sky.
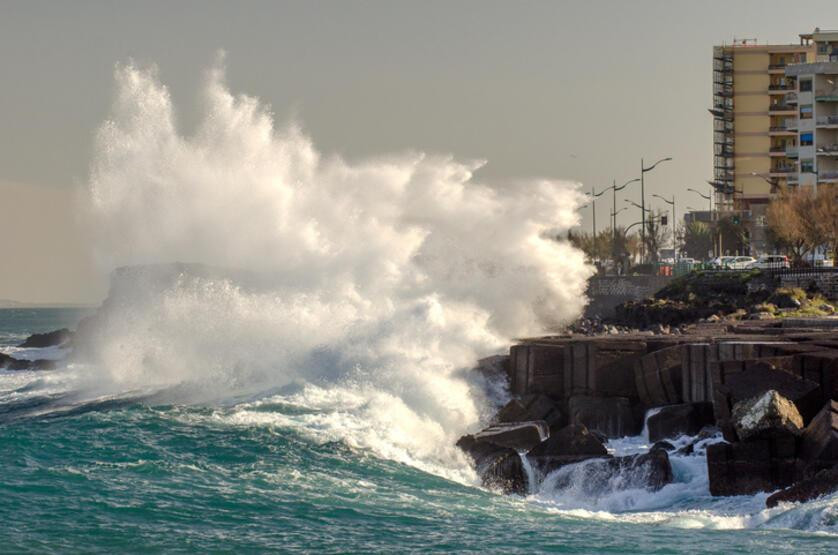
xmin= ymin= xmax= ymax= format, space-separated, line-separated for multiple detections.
xmin=1 ymin=0 xmax=835 ymax=303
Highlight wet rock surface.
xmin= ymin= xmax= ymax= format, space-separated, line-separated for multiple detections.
xmin=527 ymin=424 xmax=608 ymax=474
xmin=730 ymin=390 xmax=804 ymax=442
xmin=646 ymin=402 xmax=715 ymax=442
xmin=17 ymin=328 xmax=73 ymax=348
xmin=766 ymin=466 xmax=838 ymax=508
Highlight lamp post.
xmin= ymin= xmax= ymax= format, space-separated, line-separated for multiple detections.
xmin=652 ymin=193 xmax=676 ymax=250
xmin=640 ymin=157 xmax=673 ymax=261
xmin=611 ymin=178 xmax=641 ymax=241
xmin=750 ymin=171 xmax=780 ymax=195
xmin=586 ymin=185 xmax=608 ymax=237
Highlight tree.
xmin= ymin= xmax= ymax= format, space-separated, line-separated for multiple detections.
xmin=677 ymin=221 xmax=714 ymax=260
xmin=765 ymin=188 xmax=819 ymax=264
xmin=642 ymin=210 xmax=668 ymax=263
xmin=812 ymin=187 xmax=838 ymax=262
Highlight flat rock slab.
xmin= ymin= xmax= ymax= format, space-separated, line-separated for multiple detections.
xmin=567 ymin=395 xmax=640 ymax=438
xmin=801 ymin=400 xmax=838 ymax=464
xmin=766 ymin=466 xmax=838 ymax=508
xmin=473 ymin=421 xmax=549 ymax=452
xmin=646 ymin=402 xmax=715 ymax=442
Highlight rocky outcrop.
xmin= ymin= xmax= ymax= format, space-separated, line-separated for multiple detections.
xmin=801 ymin=400 xmax=838 ymax=466
xmin=472 ymin=421 xmax=548 ymax=452
xmin=706 ymin=433 xmax=802 ymax=496
xmin=527 ymin=423 xmax=607 ymax=474
xmin=494 ymin=394 xmax=563 ymax=430
xmin=730 ymin=390 xmax=804 ymax=442
xmin=546 ymin=448 xmax=673 ymax=494
xmin=455 ymin=434 xmax=528 ymax=495
xmin=17 ymin=328 xmax=73 ymax=348
xmin=646 ymin=402 xmax=715 ymax=442
xmin=567 ymin=395 xmax=640 ymax=438
xmin=0 ymin=353 xmax=55 ymax=371
xmin=766 ymin=466 xmax=838 ymax=508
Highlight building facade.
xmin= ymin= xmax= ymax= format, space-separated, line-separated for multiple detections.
xmin=711 ymin=38 xmax=814 ymax=255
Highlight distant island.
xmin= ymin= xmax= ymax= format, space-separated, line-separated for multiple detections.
xmin=0 ymin=299 xmax=95 ymax=309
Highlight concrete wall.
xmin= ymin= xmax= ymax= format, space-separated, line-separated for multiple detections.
xmin=584 ymin=275 xmax=673 ymax=318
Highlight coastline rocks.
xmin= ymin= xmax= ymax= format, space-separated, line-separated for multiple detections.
xmin=546 ymin=448 xmax=673 ymax=494
xmin=528 ymin=424 xmax=607 ymax=474
xmin=766 ymin=466 xmax=838 ymax=508
xmin=646 ymin=402 xmax=715 ymax=442
xmin=495 ymin=395 xmax=563 ymax=430
xmin=455 ymin=435 xmax=528 ymax=495
xmin=567 ymin=396 xmax=640 ymax=438
xmin=731 ymin=390 xmax=803 ymax=442
xmin=801 ymin=400 xmax=838 ymax=465
xmin=707 ymin=432 xmax=802 ymax=496
xmin=17 ymin=328 xmax=73 ymax=348
xmin=472 ymin=421 xmax=549 ymax=452
xmin=0 ymin=353 xmax=55 ymax=371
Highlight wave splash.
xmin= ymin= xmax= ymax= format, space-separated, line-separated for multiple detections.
xmin=74 ymin=59 xmax=593 ymax=477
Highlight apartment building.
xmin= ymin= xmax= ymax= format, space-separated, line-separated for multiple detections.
xmin=785 ymin=29 xmax=838 ymax=189
xmin=711 ymin=38 xmax=814 ymax=254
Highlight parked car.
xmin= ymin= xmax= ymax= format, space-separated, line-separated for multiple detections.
xmin=728 ymin=256 xmax=757 ymax=269
xmin=749 ymin=254 xmax=790 ymax=269
xmin=709 ymin=256 xmax=736 ymax=269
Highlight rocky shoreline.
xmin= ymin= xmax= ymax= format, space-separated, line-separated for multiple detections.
xmin=459 ymin=318 xmax=838 ymax=507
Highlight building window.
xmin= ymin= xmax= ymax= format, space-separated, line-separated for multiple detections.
xmin=800 ymin=78 xmax=813 ymax=92
xmin=801 ymin=158 xmax=814 ymax=173
xmin=801 ymin=132 xmax=814 ymax=146
xmin=800 ymin=105 xmax=813 ymax=119
xmin=818 ymin=42 xmax=829 ymax=54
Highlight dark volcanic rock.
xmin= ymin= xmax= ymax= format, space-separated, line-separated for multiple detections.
xmin=528 ymin=424 xmax=608 ymax=474
xmin=567 ymin=395 xmax=640 ymax=438
xmin=17 ymin=328 xmax=72 ymax=348
xmin=0 ymin=353 xmax=55 ymax=371
xmin=546 ymin=448 xmax=673 ymax=494
xmin=801 ymin=400 xmax=838 ymax=465
xmin=495 ymin=394 xmax=563 ymax=430
xmin=652 ymin=440 xmax=676 ymax=451
xmin=456 ymin=435 xmax=528 ymax=495
xmin=472 ymin=421 xmax=548 ymax=452
xmin=707 ymin=432 xmax=802 ymax=496
xmin=766 ymin=466 xmax=838 ymax=508
xmin=646 ymin=402 xmax=715 ymax=442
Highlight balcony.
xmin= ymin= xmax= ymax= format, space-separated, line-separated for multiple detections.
xmin=769 ymin=125 xmax=796 ymax=135
xmin=817 ymin=144 xmax=838 ymax=156
xmin=820 ymin=171 xmax=838 ymax=182
xmin=785 ymin=92 xmax=798 ymax=105
xmin=768 ymin=63 xmax=787 ymax=73
xmin=769 ymin=166 xmax=797 ymax=176
xmin=769 ymin=103 xmax=795 ymax=113
xmin=786 ymin=146 xmax=799 ymax=158
xmin=816 ymin=115 xmax=838 ymax=127
xmin=815 ymin=88 xmax=838 ymax=102
xmin=768 ymin=84 xmax=794 ymax=92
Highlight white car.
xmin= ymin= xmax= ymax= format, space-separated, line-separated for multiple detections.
xmin=710 ymin=256 xmax=736 ymax=269
xmin=749 ymin=254 xmax=791 ymax=269
xmin=727 ymin=256 xmax=757 ymax=269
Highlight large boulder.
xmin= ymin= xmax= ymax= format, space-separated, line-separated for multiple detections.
xmin=456 ymin=435 xmax=528 ymax=495
xmin=495 ymin=394 xmax=563 ymax=429
xmin=567 ymin=395 xmax=640 ymax=438
xmin=472 ymin=421 xmax=549 ymax=452
xmin=527 ymin=424 xmax=608 ymax=474
xmin=707 ymin=433 xmax=801 ymax=496
xmin=730 ymin=390 xmax=804 ymax=442
xmin=545 ymin=448 xmax=673 ymax=494
xmin=17 ymin=328 xmax=73 ymax=348
xmin=0 ymin=353 xmax=55 ymax=371
xmin=646 ymin=402 xmax=715 ymax=442
xmin=766 ymin=466 xmax=838 ymax=508
xmin=713 ymin=364 xmax=822 ymax=432
xmin=801 ymin=400 xmax=838 ymax=466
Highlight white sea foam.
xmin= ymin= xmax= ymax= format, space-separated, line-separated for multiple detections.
xmin=72 ymin=58 xmax=592 ymax=477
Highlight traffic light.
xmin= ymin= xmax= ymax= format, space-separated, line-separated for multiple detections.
xmin=732 ymin=215 xmax=740 ymax=225
xmin=661 ymin=215 xmax=668 ymax=226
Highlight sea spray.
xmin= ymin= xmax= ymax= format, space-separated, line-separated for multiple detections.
xmin=76 ymin=60 xmax=594 ymax=477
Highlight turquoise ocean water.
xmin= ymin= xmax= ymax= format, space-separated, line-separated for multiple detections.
xmin=1 ymin=308 xmax=836 ymax=553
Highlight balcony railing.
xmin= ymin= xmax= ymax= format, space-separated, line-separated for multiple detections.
xmin=768 ymin=63 xmax=787 ymax=70
xmin=816 ymin=115 xmax=838 ymax=126
xmin=770 ymin=167 xmax=796 ymax=173
xmin=769 ymin=104 xmax=795 ymax=112
xmin=817 ymin=144 xmax=838 ymax=154
xmin=815 ymin=88 xmax=838 ymax=101
xmin=768 ymin=84 xmax=794 ymax=91
xmin=786 ymin=147 xmax=799 ymax=157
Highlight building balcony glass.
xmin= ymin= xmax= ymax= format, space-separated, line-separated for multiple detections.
xmin=769 ymin=104 xmax=795 ymax=113
xmin=816 ymin=115 xmax=838 ymax=127
xmin=817 ymin=144 xmax=838 ymax=155
xmin=815 ymin=88 xmax=838 ymax=102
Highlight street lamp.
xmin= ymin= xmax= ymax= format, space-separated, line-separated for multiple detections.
xmin=611 ymin=178 xmax=641 ymax=240
xmin=640 ymin=157 xmax=673 ymax=260
xmin=687 ymin=187 xmax=712 ymax=213
xmin=585 ymin=185 xmax=609 ymax=237
xmin=651 ymin=193 xmax=676 ymax=249
xmin=625 ymin=198 xmax=650 ymax=212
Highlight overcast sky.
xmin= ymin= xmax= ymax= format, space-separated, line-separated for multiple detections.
xmin=1 ymin=0 xmax=835 ymax=303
